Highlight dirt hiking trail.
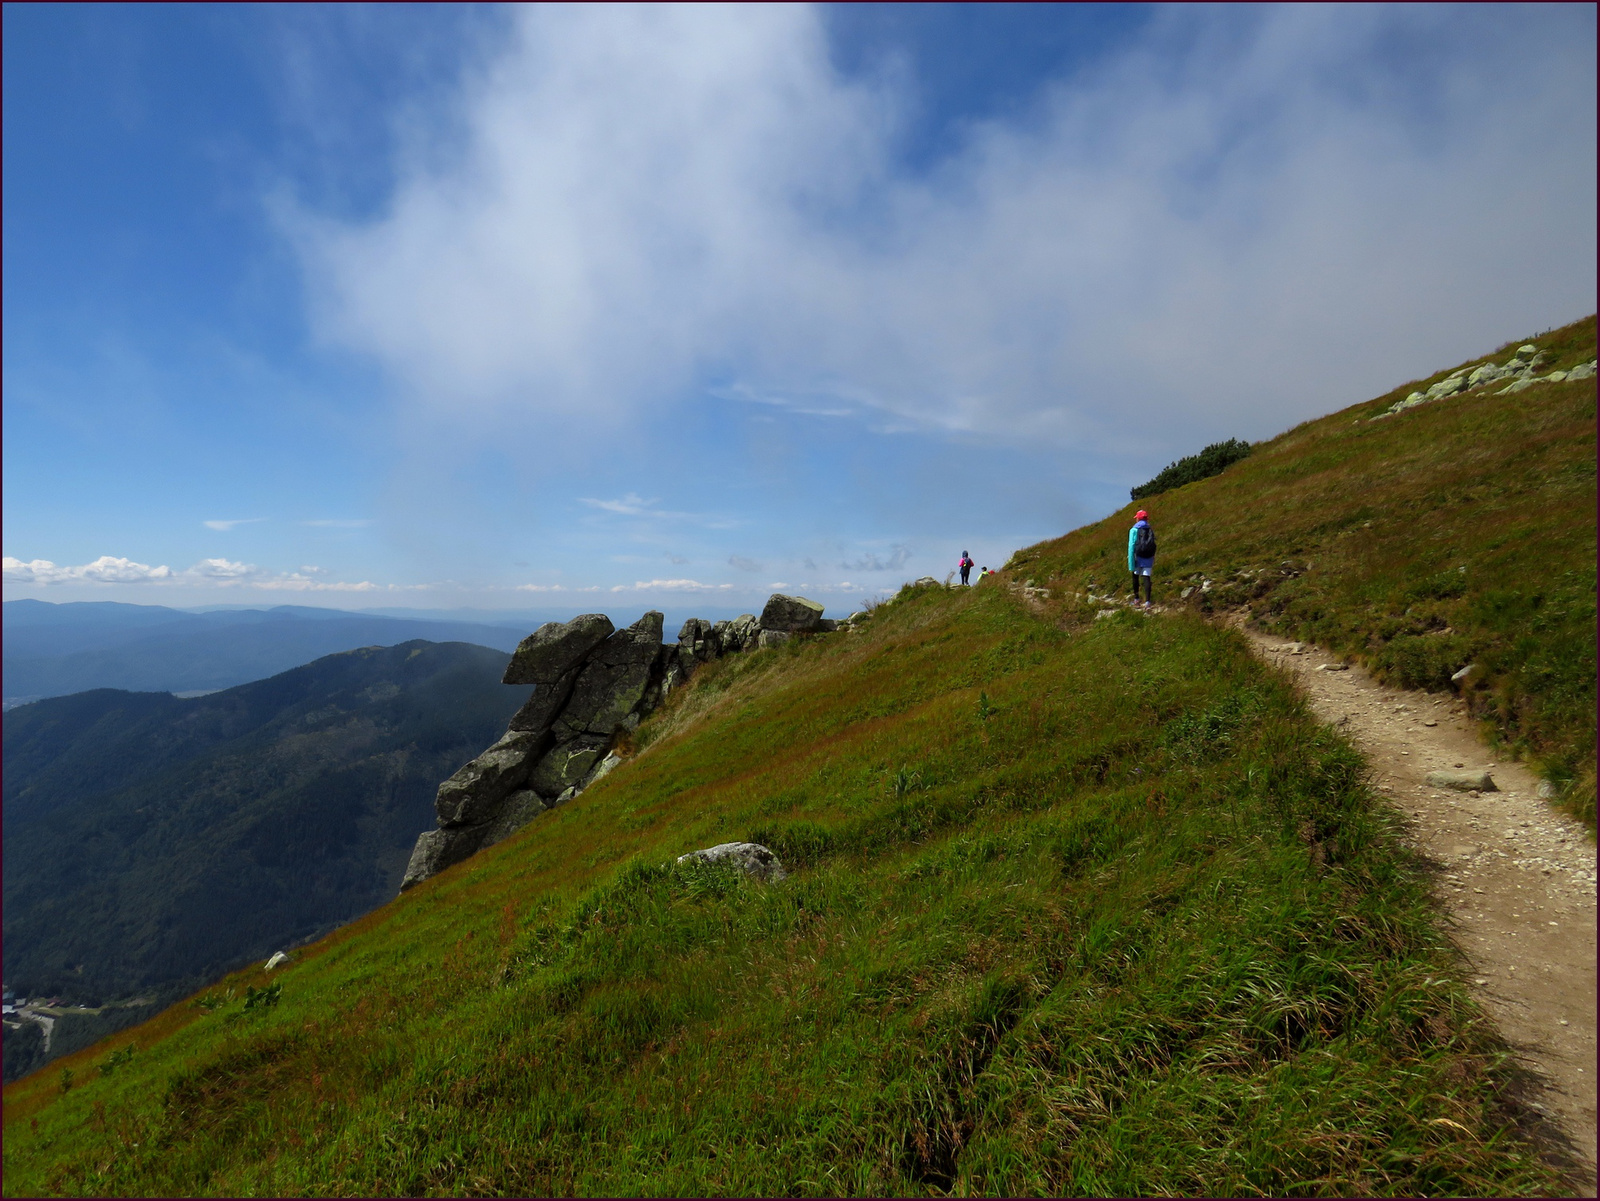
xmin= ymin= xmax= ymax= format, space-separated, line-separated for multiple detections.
xmin=1227 ymin=620 xmax=1597 ymax=1186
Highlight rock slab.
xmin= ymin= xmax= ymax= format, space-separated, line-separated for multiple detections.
xmin=1426 ymin=769 xmax=1497 ymax=792
xmin=760 ymin=594 xmax=825 ymax=633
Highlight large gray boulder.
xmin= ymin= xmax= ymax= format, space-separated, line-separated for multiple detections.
xmin=559 ymin=612 xmax=664 ymax=736
xmin=760 ymin=593 xmax=825 ymax=633
xmin=676 ymin=841 xmax=788 ymax=882
xmin=434 ymin=729 xmax=547 ymax=827
xmin=505 ymin=614 xmax=615 ymax=733
xmin=504 ymin=613 xmax=614 ymax=685
xmin=400 ymin=825 xmax=490 ymax=891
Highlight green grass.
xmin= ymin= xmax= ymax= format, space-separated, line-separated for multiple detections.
xmin=1009 ymin=315 xmax=1597 ymax=828
xmin=2 ymin=585 xmax=1564 ymax=1196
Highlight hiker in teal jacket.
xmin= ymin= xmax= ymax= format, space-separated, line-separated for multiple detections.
xmin=1128 ymin=510 xmax=1156 ymax=607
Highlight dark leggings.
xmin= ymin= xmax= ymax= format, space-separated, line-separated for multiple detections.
xmin=1130 ymin=572 xmax=1151 ymax=603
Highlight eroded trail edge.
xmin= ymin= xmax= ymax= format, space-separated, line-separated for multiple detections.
xmin=1234 ymin=620 xmax=1597 ymax=1183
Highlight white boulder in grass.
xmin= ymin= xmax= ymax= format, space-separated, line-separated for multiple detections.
xmin=676 ymin=842 xmax=788 ymax=882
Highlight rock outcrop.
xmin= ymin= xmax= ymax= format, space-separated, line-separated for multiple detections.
xmin=1372 ymin=344 xmax=1595 ymax=420
xmin=400 ymin=593 xmax=834 ymax=891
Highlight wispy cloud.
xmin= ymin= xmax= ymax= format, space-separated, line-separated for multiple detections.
xmin=581 ymin=493 xmax=658 ymax=516
xmin=301 ymin=519 xmax=373 ymax=528
xmin=202 ymin=518 xmax=267 ymax=532
xmin=579 ymin=495 xmax=736 ymax=530
xmin=728 ymin=555 xmax=763 ymax=572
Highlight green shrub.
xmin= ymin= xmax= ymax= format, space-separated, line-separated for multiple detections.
xmin=1131 ymin=438 xmax=1253 ymax=500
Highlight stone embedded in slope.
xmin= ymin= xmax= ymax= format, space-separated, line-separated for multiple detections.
xmin=676 ymin=841 xmax=788 ymax=882
xmin=760 ymin=593 xmax=825 ymax=633
xmin=1426 ymin=769 xmax=1497 ymax=792
xmin=1566 ymin=360 xmax=1596 ymax=381
xmin=434 ymin=729 xmax=547 ymax=827
xmin=504 ymin=613 xmax=614 ymax=685
xmin=758 ymin=629 xmax=792 ymax=649
xmin=1467 ymin=362 xmax=1507 ymax=388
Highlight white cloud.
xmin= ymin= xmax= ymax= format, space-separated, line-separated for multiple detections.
xmin=189 ymin=557 xmax=259 ymax=580
xmin=203 ymin=518 xmax=267 ymax=531
xmin=294 ymin=3 xmax=1595 ymax=462
xmin=2 ymin=555 xmax=383 ymax=593
xmin=3 ymin=555 xmax=174 ymax=584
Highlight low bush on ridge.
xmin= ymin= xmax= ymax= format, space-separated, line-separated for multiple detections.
xmin=1131 ymin=437 xmax=1254 ymax=501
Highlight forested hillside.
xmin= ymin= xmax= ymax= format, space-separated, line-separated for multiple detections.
xmin=3 ymin=641 xmax=531 ymax=1080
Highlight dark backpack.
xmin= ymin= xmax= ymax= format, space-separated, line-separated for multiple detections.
xmin=1134 ymin=525 xmax=1157 ymax=559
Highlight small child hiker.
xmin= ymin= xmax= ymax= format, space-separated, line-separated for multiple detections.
xmin=959 ymin=550 xmax=974 ymax=586
xmin=1128 ymin=509 xmax=1157 ymax=607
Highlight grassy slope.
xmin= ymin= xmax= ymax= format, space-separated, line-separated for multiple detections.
xmin=2 ymin=586 xmax=1561 ymax=1196
xmin=1009 ymin=316 xmax=1597 ymax=826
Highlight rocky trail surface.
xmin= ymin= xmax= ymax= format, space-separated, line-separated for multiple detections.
xmin=1233 ymin=622 xmax=1597 ymax=1187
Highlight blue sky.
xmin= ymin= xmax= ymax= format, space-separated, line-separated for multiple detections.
xmin=4 ymin=3 xmax=1595 ymax=616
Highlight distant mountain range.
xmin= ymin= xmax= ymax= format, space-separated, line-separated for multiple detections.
xmin=2 ymin=600 xmax=773 ymax=704
xmin=2 ymin=639 xmax=532 ymax=1080
xmin=1 ymin=600 xmax=539 ymax=703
